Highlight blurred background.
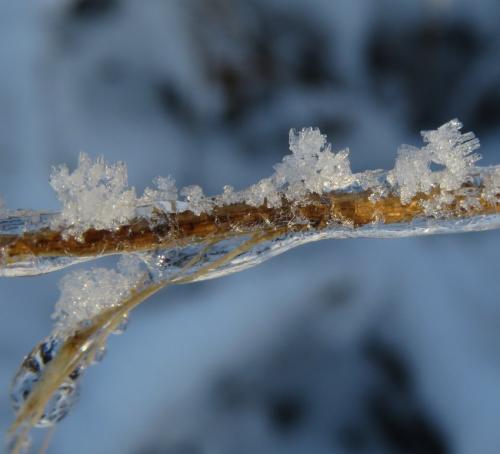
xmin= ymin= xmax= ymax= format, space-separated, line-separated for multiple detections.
xmin=1 ymin=0 xmax=500 ymax=452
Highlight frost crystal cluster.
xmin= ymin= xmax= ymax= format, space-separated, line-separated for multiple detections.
xmin=52 ymin=257 xmax=142 ymax=337
xmin=45 ymin=120 xmax=492 ymax=338
xmin=222 ymin=127 xmax=356 ymax=208
xmin=387 ymin=119 xmax=481 ymax=204
xmin=50 ymin=153 xmax=138 ymax=238
xmin=180 ymin=185 xmax=212 ymax=215
xmin=140 ymin=175 xmax=178 ymax=210
xmin=274 ymin=128 xmax=355 ymax=200
xmin=49 ymin=128 xmax=358 ymax=232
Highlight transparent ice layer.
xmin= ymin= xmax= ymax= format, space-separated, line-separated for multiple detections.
xmin=36 ymin=209 xmax=500 ymax=350
xmin=10 ymin=336 xmax=81 ymax=429
xmin=140 ymin=212 xmax=500 ymax=285
xmin=0 ymin=211 xmax=92 ymax=277
xmin=2 ymin=170 xmax=500 ymax=279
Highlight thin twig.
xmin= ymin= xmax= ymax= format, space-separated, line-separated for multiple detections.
xmin=7 ymin=229 xmax=284 ymax=454
xmin=1 ymin=181 xmax=499 ymax=268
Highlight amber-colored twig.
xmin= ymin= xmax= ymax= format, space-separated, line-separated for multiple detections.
xmin=1 ymin=183 xmax=498 ymax=268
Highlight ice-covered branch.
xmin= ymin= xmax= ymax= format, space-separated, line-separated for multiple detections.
xmin=1 ymin=120 xmax=500 ymax=278
xmin=5 ymin=119 xmax=500 ymax=453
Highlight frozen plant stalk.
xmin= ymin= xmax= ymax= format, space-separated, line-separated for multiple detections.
xmin=3 ymin=119 xmax=500 ymax=453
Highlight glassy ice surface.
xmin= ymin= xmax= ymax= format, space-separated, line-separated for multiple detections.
xmin=0 ymin=211 xmax=54 ymax=235
xmin=10 ymin=336 xmax=80 ymax=428
xmin=139 ymin=212 xmax=500 ymax=287
xmin=0 ymin=211 xmax=92 ymax=277
xmin=0 ymin=255 xmax=93 ymax=278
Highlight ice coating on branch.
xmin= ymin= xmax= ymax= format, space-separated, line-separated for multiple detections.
xmin=50 ymin=153 xmax=138 ymax=238
xmin=387 ymin=119 xmax=481 ymax=204
xmin=10 ymin=336 xmax=81 ymax=429
xmin=51 ymin=256 xmax=143 ymax=338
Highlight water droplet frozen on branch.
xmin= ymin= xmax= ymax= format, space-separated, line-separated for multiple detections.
xmin=10 ymin=336 xmax=80 ymax=428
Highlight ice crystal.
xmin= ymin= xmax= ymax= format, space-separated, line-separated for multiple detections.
xmin=388 ymin=119 xmax=481 ymax=204
xmin=387 ymin=144 xmax=433 ymax=204
xmin=52 ymin=256 xmax=142 ymax=338
xmin=226 ymin=127 xmax=355 ymax=208
xmin=47 ymin=123 xmax=481 ymax=225
xmin=50 ymin=153 xmax=138 ymax=239
xmin=245 ymin=177 xmax=282 ymax=208
xmin=180 ymin=185 xmax=213 ymax=215
xmin=141 ymin=175 xmax=178 ymax=208
xmin=274 ymin=128 xmax=355 ymax=200
xmin=482 ymin=167 xmax=500 ymax=205
xmin=421 ymin=119 xmax=481 ymax=191
xmin=218 ymin=185 xmax=240 ymax=206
